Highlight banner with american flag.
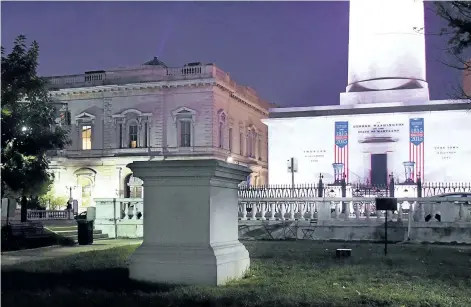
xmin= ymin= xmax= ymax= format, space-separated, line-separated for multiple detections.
xmin=409 ymin=118 xmax=424 ymax=181
xmin=334 ymin=121 xmax=349 ymax=182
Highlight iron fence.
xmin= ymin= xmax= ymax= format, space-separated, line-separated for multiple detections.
xmin=350 ymin=183 xmax=392 ymax=197
xmin=238 ymin=184 xmax=327 ymax=198
xmin=238 ymin=182 xmax=471 ymax=199
xmin=421 ymin=182 xmax=471 ymax=196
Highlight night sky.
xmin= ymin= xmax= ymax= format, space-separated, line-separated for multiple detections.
xmin=1 ymin=1 xmax=463 ymax=107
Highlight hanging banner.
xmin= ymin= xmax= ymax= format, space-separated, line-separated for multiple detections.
xmin=334 ymin=121 xmax=349 ymax=182
xmin=409 ymin=118 xmax=424 ymax=181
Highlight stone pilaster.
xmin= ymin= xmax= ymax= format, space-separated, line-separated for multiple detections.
xmin=154 ymin=99 xmax=164 ymax=149
xmin=103 ymin=97 xmax=113 ymax=149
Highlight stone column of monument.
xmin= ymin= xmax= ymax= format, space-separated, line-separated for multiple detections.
xmin=126 ymin=159 xmax=251 ymax=286
xmin=340 ymin=0 xmax=429 ymax=105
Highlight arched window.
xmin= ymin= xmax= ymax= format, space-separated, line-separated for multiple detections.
xmin=125 ymin=174 xmax=143 ymax=198
xmin=74 ymin=167 xmax=96 ymax=209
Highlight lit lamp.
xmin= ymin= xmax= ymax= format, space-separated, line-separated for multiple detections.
xmin=402 ymin=161 xmax=415 ymax=184
xmin=65 ymin=185 xmax=77 ymax=211
xmin=332 ymin=163 xmax=344 ymax=184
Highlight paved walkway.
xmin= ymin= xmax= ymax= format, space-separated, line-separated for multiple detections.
xmin=1 ymin=239 xmax=142 ymax=267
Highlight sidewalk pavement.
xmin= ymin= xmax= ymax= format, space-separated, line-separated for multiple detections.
xmin=1 ymin=239 xmax=142 ymax=267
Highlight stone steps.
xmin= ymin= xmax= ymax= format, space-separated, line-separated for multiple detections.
xmin=46 ymin=225 xmax=109 ymax=243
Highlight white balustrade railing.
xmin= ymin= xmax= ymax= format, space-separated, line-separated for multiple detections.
xmin=27 ymin=209 xmax=72 ymax=220
xmin=94 ymin=198 xmax=143 ymax=221
xmin=44 ymin=64 xmax=271 ymax=112
xmin=238 ymin=197 xmax=471 ymax=223
xmin=45 ymin=65 xmax=214 ymax=89
xmin=90 ymin=196 xmax=470 ymax=225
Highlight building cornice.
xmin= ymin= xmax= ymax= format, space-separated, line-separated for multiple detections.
xmin=214 ymin=84 xmax=268 ymax=116
xmin=49 ymin=77 xmax=268 ymax=117
xmin=50 ymin=78 xmax=216 ymax=96
xmin=268 ymin=100 xmax=471 ymax=119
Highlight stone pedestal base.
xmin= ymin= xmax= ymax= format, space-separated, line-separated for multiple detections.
xmin=129 ymin=241 xmax=250 ymax=286
xmin=126 ymin=159 xmax=252 ymax=286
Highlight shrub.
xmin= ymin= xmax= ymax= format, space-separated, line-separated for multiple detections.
xmin=39 ymin=190 xmax=69 ymax=210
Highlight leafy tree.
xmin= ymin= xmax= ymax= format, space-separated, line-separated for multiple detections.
xmin=1 ymin=35 xmax=70 ymax=221
xmin=39 ymin=188 xmax=69 ymax=210
xmin=435 ymin=2 xmax=471 ymax=56
xmin=434 ymin=2 xmax=471 ymax=98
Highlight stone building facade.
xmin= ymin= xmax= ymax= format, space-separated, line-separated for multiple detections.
xmin=46 ymin=59 xmax=270 ymax=210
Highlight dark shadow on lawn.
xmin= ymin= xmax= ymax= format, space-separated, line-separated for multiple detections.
xmin=1 ymin=268 xmax=176 ymax=293
xmin=1 ymin=225 xmax=76 ymax=252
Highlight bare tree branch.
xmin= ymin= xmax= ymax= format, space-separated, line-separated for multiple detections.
xmin=433 ymin=1 xmax=471 ymax=100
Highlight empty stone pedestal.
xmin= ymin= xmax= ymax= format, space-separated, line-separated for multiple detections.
xmin=126 ymin=159 xmax=251 ymax=286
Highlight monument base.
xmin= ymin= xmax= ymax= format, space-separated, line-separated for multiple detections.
xmin=127 ymin=159 xmax=252 ymax=286
xmin=340 ymin=88 xmax=430 ymax=105
xmin=129 ymin=240 xmax=250 ymax=286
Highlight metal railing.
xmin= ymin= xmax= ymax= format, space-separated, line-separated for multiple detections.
xmin=238 ymin=182 xmax=471 ymax=199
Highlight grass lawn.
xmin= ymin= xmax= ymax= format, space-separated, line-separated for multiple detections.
xmin=2 ymin=241 xmax=471 ymax=307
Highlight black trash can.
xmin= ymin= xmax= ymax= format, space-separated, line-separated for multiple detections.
xmin=77 ymin=219 xmax=94 ymax=245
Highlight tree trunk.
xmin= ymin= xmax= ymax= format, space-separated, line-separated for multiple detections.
xmin=20 ymin=196 xmax=27 ymax=222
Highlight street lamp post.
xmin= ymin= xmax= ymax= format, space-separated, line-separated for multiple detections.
xmin=332 ymin=163 xmax=344 ymax=184
xmin=402 ymin=161 xmax=415 ymax=184
xmin=65 ymin=185 xmax=76 ymax=211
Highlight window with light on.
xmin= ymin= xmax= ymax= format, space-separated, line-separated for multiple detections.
xmin=82 ymin=125 xmax=92 ymax=150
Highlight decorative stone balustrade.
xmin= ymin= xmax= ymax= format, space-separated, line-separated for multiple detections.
xmin=90 ymin=194 xmax=471 ymax=243
xmin=94 ymin=198 xmax=143 ymax=221
xmin=45 ymin=65 xmax=213 ymax=89
xmin=27 ymin=209 xmax=73 ymax=220
xmin=92 ymin=198 xmax=144 ymax=238
xmin=237 ymin=197 xmax=471 ymax=223
xmin=93 ymin=196 xmax=470 ymax=226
